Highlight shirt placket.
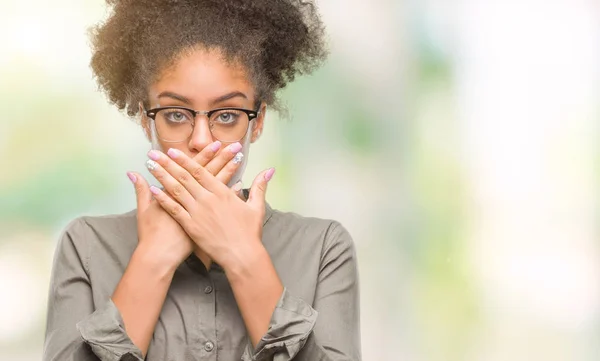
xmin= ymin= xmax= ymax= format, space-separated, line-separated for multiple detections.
xmin=196 ymin=268 xmax=218 ymax=361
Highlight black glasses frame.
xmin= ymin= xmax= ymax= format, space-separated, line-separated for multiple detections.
xmin=145 ymin=106 xmax=260 ymax=123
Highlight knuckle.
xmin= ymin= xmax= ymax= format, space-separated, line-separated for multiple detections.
xmin=225 ymin=161 xmax=239 ymax=172
xmin=218 ymin=161 xmax=237 ymax=177
xmin=205 ymin=164 xmax=218 ymax=176
xmin=197 ymin=154 xmax=211 ymax=166
xmin=177 ymin=173 xmax=190 ymax=184
xmin=169 ymin=204 xmax=182 ymax=217
xmin=191 ymin=166 xmax=204 ymax=180
xmin=154 ymin=171 xmax=165 ymax=182
xmin=171 ymin=184 xmax=184 ymax=198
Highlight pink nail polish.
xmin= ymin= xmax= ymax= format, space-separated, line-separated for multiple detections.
xmin=147 ymin=150 xmax=160 ymax=161
xmin=228 ymin=142 xmax=242 ymax=153
xmin=211 ymin=141 xmax=222 ymax=152
xmin=264 ymin=168 xmax=275 ymax=182
xmin=167 ymin=148 xmax=179 ymax=158
xmin=149 ymin=185 xmax=161 ymax=195
xmin=127 ymin=172 xmax=136 ymax=183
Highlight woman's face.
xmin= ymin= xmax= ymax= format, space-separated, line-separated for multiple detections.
xmin=142 ymin=47 xmax=265 ymax=185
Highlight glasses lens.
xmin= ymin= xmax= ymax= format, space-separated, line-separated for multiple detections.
xmin=155 ymin=108 xmax=194 ymax=142
xmin=209 ymin=109 xmax=250 ymax=143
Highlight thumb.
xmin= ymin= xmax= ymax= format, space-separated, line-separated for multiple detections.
xmin=127 ymin=172 xmax=152 ymax=212
xmin=248 ymin=168 xmax=275 ymax=209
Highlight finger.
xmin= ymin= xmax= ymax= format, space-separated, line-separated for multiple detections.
xmin=192 ymin=141 xmax=222 ymax=168
xmin=127 ymin=172 xmax=152 ymax=212
xmin=247 ymin=168 xmax=275 ymax=210
xmin=215 ymin=151 xmax=244 ymax=185
xmin=231 ymin=180 xmax=245 ymax=199
xmin=165 ymin=147 xmax=224 ymax=195
xmin=146 ymin=155 xmax=197 ymax=207
xmin=149 ymin=149 xmax=207 ymax=201
xmin=205 ymin=142 xmax=243 ymax=176
xmin=149 ymin=185 xmax=192 ymax=225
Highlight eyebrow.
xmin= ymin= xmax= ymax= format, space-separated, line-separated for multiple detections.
xmin=210 ymin=91 xmax=248 ymax=106
xmin=157 ymin=91 xmax=248 ymax=107
xmin=157 ymin=91 xmax=193 ymax=105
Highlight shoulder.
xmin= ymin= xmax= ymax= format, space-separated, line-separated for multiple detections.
xmin=57 ymin=209 xmax=138 ymax=258
xmin=78 ymin=209 xmax=138 ymax=236
xmin=265 ymin=206 xmax=355 ymax=258
xmin=61 ymin=209 xmax=137 ymax=241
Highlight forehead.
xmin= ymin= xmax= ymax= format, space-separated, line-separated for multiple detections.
xmin=149 ymin=47 xmax=255 ymax=104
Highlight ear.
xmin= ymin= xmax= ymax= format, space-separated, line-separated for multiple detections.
xmin=250 ymin=102 xmax=266 ymax=143
xmin=139 ymin=101 xmax=151 ymax=141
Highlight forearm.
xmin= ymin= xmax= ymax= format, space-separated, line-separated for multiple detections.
xmin=111 ymin=246 xmax=175 ymax=357
xmin=292 ymin=333 xmax=336 ymax=361
xmin=224 ymin=243 xmax=284 ymax=348
xmin=231 ymin=223 xmax=360 ymax=361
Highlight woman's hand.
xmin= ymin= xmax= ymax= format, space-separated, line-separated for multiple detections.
xmin=130 ymin=141 xmax=246 ymax=271
xmin=128 ymin=171 xmax=193 ymax=272
xmin=191 ymin=140 xmax=247 ymax=193
xmin=113 ymin=141 xmax=246 ymax=355
xmin=142 ymin=145 xmax=282 ymax=348
xmin=144 ymin=146 xmax=275 ymax=270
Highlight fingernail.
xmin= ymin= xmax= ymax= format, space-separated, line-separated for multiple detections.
xmin=147 ymin=150 xmax=160 ymax=161
xmin=228 ymin=142 xmax=242 ymax=153
xmin=210 ymin=141 xmax=222 ymax=152
xmin=167 ymin=148 xmax=179 ymax=158
xmin=149 ymin=185 xmax=161 ymax=195
xmin=127 ymin=172 xmax=137 ymax=183
xmin=232 ymin=152 xmax=244 ymax=164
xmin=146 ymin=159 xmax=158 ymax=171
xmin=264 ymin=168 xmax=275 ymax=182
xmin=232 ymin=181 xmax=243 ymax=192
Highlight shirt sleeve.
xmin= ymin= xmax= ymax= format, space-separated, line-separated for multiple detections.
xmin=242 ymin=221 xmax=362 ymax=361
xmin=43 ymin=218 xmax=143 ymax=361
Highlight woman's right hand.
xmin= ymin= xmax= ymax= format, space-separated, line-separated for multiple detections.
xmin=128 ymin=140 xmax=245 ymax=272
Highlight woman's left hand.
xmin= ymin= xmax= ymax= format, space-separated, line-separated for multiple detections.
xmin=145 ymin=147 xmax=275 ymax=269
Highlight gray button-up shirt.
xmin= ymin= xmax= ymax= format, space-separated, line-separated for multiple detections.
xmin=43 ymin=201 xmax=361 ymax=361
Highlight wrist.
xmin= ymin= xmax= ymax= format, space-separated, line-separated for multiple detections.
xmin=222 ymin=240 xmax=268 ymax=283
xmin=132 ymin=243 xmax=180 ymax=281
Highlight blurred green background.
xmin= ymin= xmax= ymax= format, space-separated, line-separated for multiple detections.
xmin=1 ymin=1 xmax=599 ymax=360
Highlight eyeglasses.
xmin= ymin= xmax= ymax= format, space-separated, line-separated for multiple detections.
xmin=146 ymin=106 xmax=260 ymax=143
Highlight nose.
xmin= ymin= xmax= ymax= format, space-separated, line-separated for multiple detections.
xmin=187 ymin=116 xmax=215 ymax=153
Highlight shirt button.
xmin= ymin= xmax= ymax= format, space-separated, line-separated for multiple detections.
xmin=204 ymin=341 xmax=214 ymax=352
xmin=204 ymin=285 xmax=213 ymax=294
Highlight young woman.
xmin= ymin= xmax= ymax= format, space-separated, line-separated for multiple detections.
xmin=43 ymin=1 xmax=361 ymax=360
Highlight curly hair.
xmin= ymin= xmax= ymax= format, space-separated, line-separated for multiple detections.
xmin=89 ymin=0 xmax=328 ymax=117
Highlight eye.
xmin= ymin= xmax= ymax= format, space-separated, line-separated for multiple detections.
xmin=162 ymin=109 xmax=192 ymax=123
xmin=212 ymin=110 xmax=241 ymax=125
